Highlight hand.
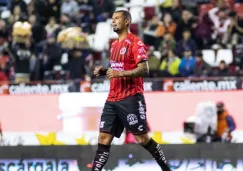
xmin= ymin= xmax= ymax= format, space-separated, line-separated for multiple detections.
xmin=94 ymin=66 xmax=105 ymax=77
xmin=106 ymin=68 xmax=123 ymax=79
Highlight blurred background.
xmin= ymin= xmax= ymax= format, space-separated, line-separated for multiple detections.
xmin=0 ymin=0 xmax=243 ymax=170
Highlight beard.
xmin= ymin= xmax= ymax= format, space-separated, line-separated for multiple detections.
xmin=113 ymin=27 xmax=120 ymax=33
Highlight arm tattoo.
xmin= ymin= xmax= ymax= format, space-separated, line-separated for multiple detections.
xmin=123 ymin=61 xmax=149 ymax=78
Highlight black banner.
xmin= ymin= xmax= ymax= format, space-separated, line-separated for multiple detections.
xmin=1 ymin=77 xmax=243 ymax=94
xmin=85 ymin=79 xmax=163 ymax=92
xmin=0 ymin=81 xmax=80 ymax=95
xmin=1 ymin=144 xmax=243 ymax=171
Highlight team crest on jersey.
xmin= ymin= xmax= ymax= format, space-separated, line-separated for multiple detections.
xmin=120 ymin=47 xmax=126 ymax=54
xmin=138 ymin=41 xmax=144 ymax=46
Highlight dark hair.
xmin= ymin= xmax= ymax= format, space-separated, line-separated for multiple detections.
xmin=114 ymin=10 xmax=132 ymax=23
xmin=183 ymin=29 xmax=191 ymax=33
xmin=195 ymin=51 xmax=203 ymax=57
xmin=220 ymin=60 xmax=226 ymax=64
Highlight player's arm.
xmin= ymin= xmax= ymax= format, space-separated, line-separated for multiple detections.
xmin=122 ymin=61 xmax=149 ymax=77
xmin=94 ymin=66 xmax=108 ymax=76
xmin=122 ymin=41 xmax=149 ymax=77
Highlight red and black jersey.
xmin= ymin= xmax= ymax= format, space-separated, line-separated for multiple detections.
xmin=107 ymin=33 xmax=148 ymax=102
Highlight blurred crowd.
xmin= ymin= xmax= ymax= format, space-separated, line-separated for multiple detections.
xmin=0 ymin=0 xmax=243 ymax=82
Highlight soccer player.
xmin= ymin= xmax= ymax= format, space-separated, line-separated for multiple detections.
xmin=92 ymin=10 xmax=172 ymax=171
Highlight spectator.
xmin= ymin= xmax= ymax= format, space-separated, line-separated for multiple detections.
xmin=89 ymin=0 xmax=115 ymax=22
xmin=143 ymin=16 xmax=163 ymax=49
xmin=195 ymin=13 xmax=214 ymax=49
xmin=208 ymin=7 xmax=231 ymax=45
xmin=176 ymin=29 xmax=197 ymax=57
xmin=0 ymin=20 xmax=9 ymax=49
xmin=179 ymin=48 xmax=196 ymax=77
xmin=0 ymin=51 xmax=12 ymax=81
xmin=12 ymin=5 xmax=22 ymax=22
xmin=193 ymin=51 xmax=212 ymax=77
xmin=10 ymin=39 xmax=35 ymax=82
xmin=175 ymin=9 xmax=197 ymax=41
xmin=159 ymin=49 xmax=181 ymax=77
xmin=147 ymin=47 xmax=160 ymax=77
xmin=68 ymin=48 xmax=87 ymax=80
xmin=42 ymin=0 xmax=61 ymax=22
xmin=213 ymin=60 xmax=232 ymax=76
xmin=45 ymin=17 xmax=59 ymax=36
xmin=215 ymin=102 xmax=236 ymax=142
xmin=10 ymin=0 xmax=27 ymax=15
xmin=61 ymin=0 xmax=79 ymax=17
xmin=159 ymin=32 xmax=176 ymax=57
xmin=29 ymin=14 xmax=46 ymax=44
xmin=43 ymin=34 xmax=62 ymax=78
xmin=170 ymin=0 xmax=181 ymax=23
xmin=57 ymin=13 xmax=74 ymax=32
xmin=228 ymin=14 xmax=243 ymax=45
xmin=160 ymin=13 xmax=177 ymax=38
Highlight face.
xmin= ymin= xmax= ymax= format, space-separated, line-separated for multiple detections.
xmin=219 ymin=62 xmax=226 ymax=70
xmin=49 ymin=17 xmax=56 ymax=25
xmin=151 ymin=16 xmax=159 ymax=25
xmin=164 ymin=33 xmax=171 ymax=40
xmin=217 ymin=106 xmax=224 ymax=114
xmin=47 ymin=37 xmax=55 ymax=44
xmin=172 ymin=0 xmax=179 ymax=8
xmin=29 ymin=15 xmax=36 ymax=24
xmin=163 ymin=13 xmax=172 ymax=23
xmin=0 ymin=20 xmax=6 ymax=30
xmin=168 ymin=50 xmax=174 ymax=57
xmin=73 ymin=50 xmax=82 ymax=57
xmin=183 ymin=31 xmax=191 ymax=39
xmin=184 ymin=50 xmax=192 ymax=57
xmin=218 ymin=11 xmax=226 ymax=20
xmin=196 ymin=56 xmax=202 ymax=62
xmin=49 ymin=0 xmax=56 ymax=3
xmin=61 ymin=14 xmax=69 ymax=23
xmin=14 ymin=6 xmax=21 ymax=15
xmin=182 ymin=10 xmax=191 ymax=21
xmin=112 ymin=12 xmax=129 ymax=33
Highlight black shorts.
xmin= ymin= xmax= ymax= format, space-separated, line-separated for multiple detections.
xmin=99 ymin=93 xmax=149 ymax=138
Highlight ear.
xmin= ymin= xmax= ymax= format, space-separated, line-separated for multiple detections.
xmin=125 ymin=18 xmax=130 ymax=26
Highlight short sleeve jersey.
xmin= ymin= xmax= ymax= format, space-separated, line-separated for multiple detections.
xmin=107 ymin=33 xmax=148 ymax=102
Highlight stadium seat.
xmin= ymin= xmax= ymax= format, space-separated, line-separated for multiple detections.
xmin=202 ymin=49 xmax=216 ymax=67
xmin=130 ymin=23 xmax=139 ymax=35
xmin=115 ymin=7 xmax=129 ymax=11
xmin=234 ymin=3 xmax=243 ymax=16
xmin=1 ymin=10 xmax=10 ymax=19
xmin=129 ymin=6 xmax=144 ymax=23
xmin=144 ymin=0 xmax=159 ymax=6
xmin=124 ymin=0 xmax=145 ymax=7
xmin=144 ymin=6 xmax=156 ymax=20
xmin=89 ymin=22 xmax=111 ymax=51
xmin=216 ymin=49 xmax=233 ymax=66
xmin=202 ymin=49 xmax=233 ymax=67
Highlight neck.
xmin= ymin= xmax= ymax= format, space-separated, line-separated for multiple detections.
xmin=118 ymin=30 xmax=129 ymax=42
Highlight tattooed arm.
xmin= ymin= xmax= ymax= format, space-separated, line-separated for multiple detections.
xmin=122 ymin=61 xmax=149 ymax=78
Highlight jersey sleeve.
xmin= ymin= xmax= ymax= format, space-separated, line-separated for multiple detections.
xmin=131 ymin=40 xmax=148 ymax=64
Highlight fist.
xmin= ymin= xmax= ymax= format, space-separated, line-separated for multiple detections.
xmin=106 ymin=68 xmax=123 ymax=79
xmin=94 ymin=66 xmax=105 ymax=77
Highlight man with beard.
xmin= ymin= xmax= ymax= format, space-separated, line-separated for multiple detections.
xmin=92 ymin=10 xmax=172 ymax=171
